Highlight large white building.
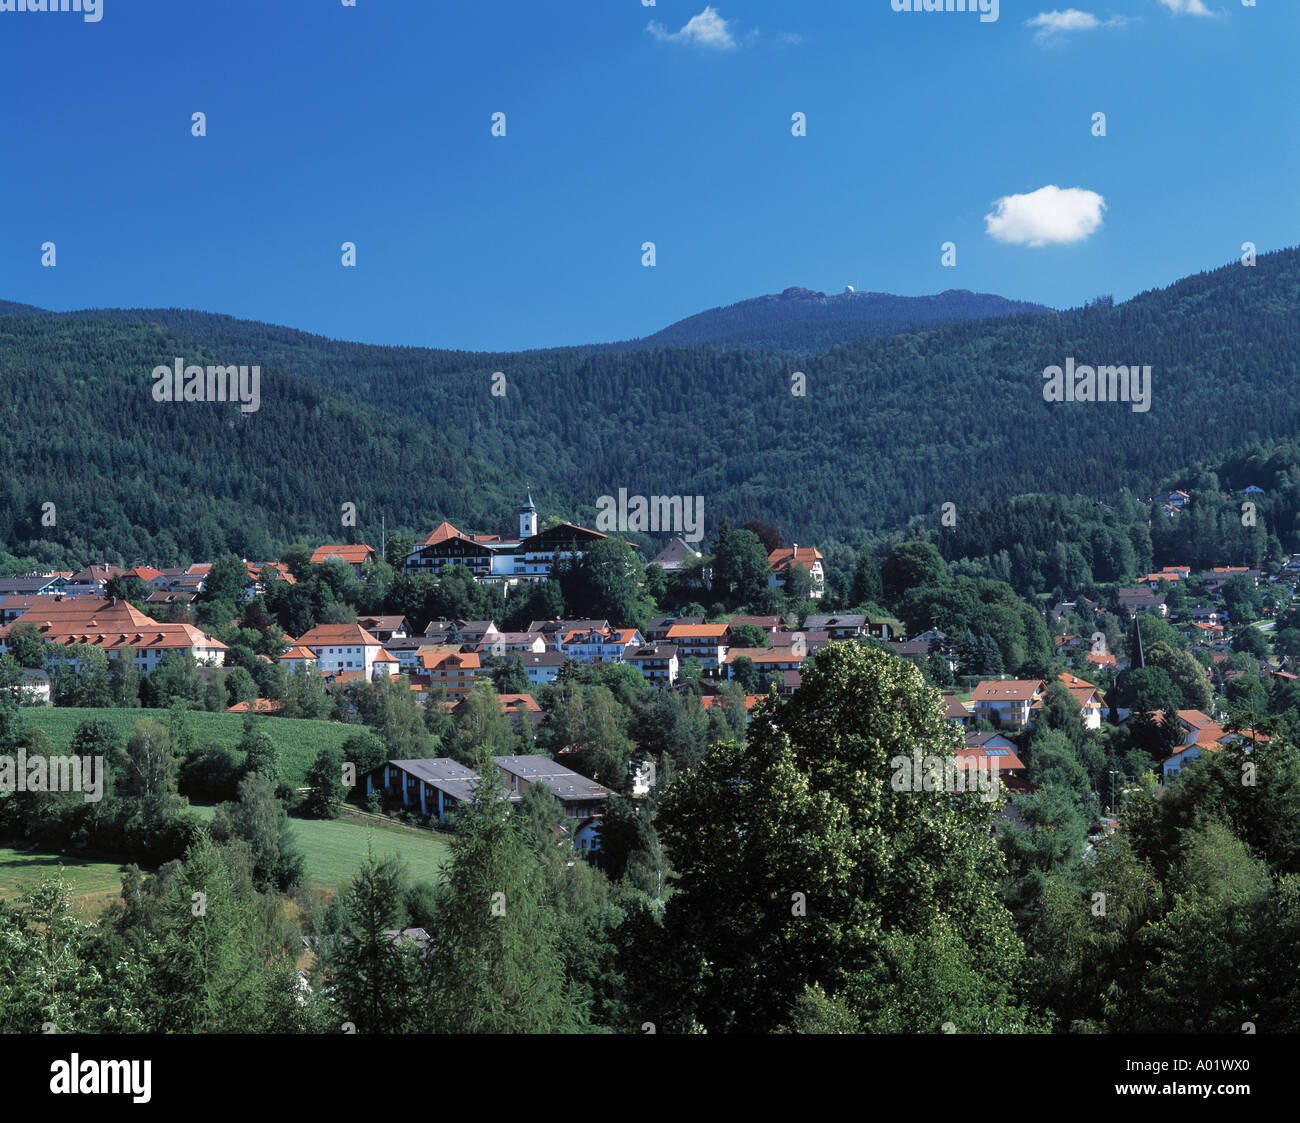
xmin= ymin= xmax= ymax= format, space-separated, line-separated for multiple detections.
xmin=293 ymin=623 xmax=398 ymax=680
xmin=402 ymin=492 xmax=607 ymax=587
xmin=0 ymin=597 xmax=227 ymax=672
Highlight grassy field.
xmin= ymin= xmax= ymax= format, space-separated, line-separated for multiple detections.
xmin=189 ymin=804 xmax=452 ymax=893
xmin=22 ymin=707 xmax=358 ymax=787
xmin=0 ymin=809 xmax=452 ymax=917
xmin=0 ymin=845 xmax=132 ymax=917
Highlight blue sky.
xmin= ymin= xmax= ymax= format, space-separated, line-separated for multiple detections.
xmin=0 ymin=0 xmax=1294 ymax=351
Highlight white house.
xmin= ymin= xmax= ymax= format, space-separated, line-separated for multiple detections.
xmin=294 ymin=623 xmax=398 ymax=680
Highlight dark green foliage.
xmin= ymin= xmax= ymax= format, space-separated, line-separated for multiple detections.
xmin=304 ymin=744 xmax=347 ymax=819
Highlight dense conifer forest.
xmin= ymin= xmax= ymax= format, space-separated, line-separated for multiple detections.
xmin=3 ymin=248 xmax=1298 ymax=567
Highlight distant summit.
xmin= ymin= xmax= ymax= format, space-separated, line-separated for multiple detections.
xmin=619 ymin=286 xmax=1053 ymax=353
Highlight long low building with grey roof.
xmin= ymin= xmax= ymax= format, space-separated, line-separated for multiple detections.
xmin=365 ymin=758 xmax=522 ymax=823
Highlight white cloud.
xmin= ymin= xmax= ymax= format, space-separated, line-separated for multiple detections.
xmin=985 ymin=186 xmax=1107 ymax=247
xmin=1156 ymin=0 xmax=1214 ymax=16
xmin=1025 ymin=9 xmax=1128 ymax=44
xmin=647 ymin=6 xmax=739 ymax=49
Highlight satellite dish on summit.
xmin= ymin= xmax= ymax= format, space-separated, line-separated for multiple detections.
xmin=844 ymin=285 xmax=855 ymax=294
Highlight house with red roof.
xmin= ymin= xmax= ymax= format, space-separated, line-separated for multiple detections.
xmin=310 ymin=544 xmax=377 ymax=576
xmin=767 ymin=545 xmax=825 ymax=599
xmin=1059 ymin=673 xmax=1105 ymax=729
xmin=0 ymin=597 xmax=227 ymax=672
xmin=970 ymin=679 xmax=1045 ymax=731
xmin=294 ymin=622 xmax=396 ymax=679
xmin=416 ymin=648 xmax=482 ymax=699
xmin=724 ymin=647 xmax=808 ymax=691
xmin=1160 ymin=709 xmax=1230 ymax=780
xmin=278 ymin=645 xmax=319 ymax=672
xmin=557 ymin=627 xmax=645 ymax=664
xmin=665 ymin=623 xmax=729 ymax=670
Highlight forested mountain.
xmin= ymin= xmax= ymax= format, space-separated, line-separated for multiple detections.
xmin=0 ymin=317 xmax=521 ymax=567
xmin=614 ymin=285 xmax=1053 ymax=352
xmin=0 ymin=300 xmax=45 ymax=317
xmin=3 ymin=247 xmax=1300 ymax=564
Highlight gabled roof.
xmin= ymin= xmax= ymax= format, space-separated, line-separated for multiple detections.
xmin=627 ymin=643 xmax=678 ymax=660
xmin=420 ymin=650 xmax=481 ymax=672
xmin=527 ymin=618 xmax=610 ymax=635
xmin=701 ymin=695 xmax=758 ymax=710
xmin=768 ymin=546 xmax=823 ymax=572
xmin=228 ymin=698 xmax=284 ymax=714
xmin=971 ymin=679 xmax=1044 ymax=702
xmin=956 ymin=743 xmax=1027 ymax=772
xmin=357 ymin=615 xmax=407 ymax=631
xmin=295 ymin=623 xmax=383 ymax=647
xmin=725 ymin=647 xmax=805 ymax=665
xmin=417 ymin=521 xmax=465 ymax=547
xmin=803 ymin=614 xmax=867 ymax=629
xmin=650 ymin=538 xmax=703 ymax=569
xmin=0 ymin=598 xmax=227 ymax=652
xmin=493 ymin=756 xmax=610 ymax=802
xmin=562 ymin=627 xmax=641 ymax=646
xmin=941 ymin=693 xmax=972 ymax=721
xmin=666 ymin=623 xmax=728 ymax=639
xmin=68 ymin=565 xmax=124 ymax=584
xmin=727 ymin=615 xmax=783 ymax=630
xmin=518 ymin=651 xmax=568 ymax=667
xmin=310 ymin=544 xmax=376 ymax=565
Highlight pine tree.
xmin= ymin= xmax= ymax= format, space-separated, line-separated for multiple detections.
xmin=329 ymin=845 xmax=422 ymax=1033
xmin=426 ymin=758 xmax=580 ymax=1032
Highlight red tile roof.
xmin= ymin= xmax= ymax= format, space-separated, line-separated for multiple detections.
xmin=295 ymin=623 xmax=383 ymax=647
xmin=768 ymin=546 xmax=823 ymax=572
xmin=310 ymin=544 xmax=376 ymax=565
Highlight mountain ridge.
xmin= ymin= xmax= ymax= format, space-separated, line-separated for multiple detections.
xmin=2 ymin=248 xmax=1298 ymax=565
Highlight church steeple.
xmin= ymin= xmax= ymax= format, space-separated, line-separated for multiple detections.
xmin=518 ymin=488 xmax=538 ymax=539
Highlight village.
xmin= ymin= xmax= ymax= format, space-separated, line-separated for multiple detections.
xmin=0 ymin=485 xmax=1292 ymax=864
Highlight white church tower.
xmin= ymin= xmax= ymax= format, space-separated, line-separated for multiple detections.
xmin=518 ymin=489 xmax=538 ymax=539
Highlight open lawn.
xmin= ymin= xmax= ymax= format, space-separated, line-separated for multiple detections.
xmin=0 ymin=809 xmax=451 ymax=917
xmin=0 ymin=845 xmax=131 ymax=917
xmin=21 ymin=707 xmax=359 ymax=787
xmin=189 ymin=804 xmax=452 ymax=893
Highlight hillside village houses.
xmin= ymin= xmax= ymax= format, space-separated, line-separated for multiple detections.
xmin=3 ymin=488 xmax=1288 ymax=807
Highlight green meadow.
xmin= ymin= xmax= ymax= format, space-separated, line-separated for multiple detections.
xmin=21 ymin=707 xmax=357 ymax=787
